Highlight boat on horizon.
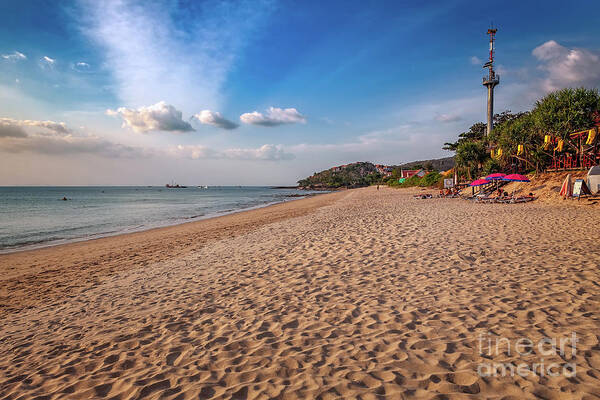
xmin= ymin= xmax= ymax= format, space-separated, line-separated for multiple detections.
xmin=166 ymin=181 xmax=187 ymax=188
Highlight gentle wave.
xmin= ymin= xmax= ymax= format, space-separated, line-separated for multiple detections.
xmin=0 ymin=186 xmax=324 ymax=253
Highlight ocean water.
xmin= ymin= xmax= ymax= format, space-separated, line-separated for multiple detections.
xmin=0 ymin=186 xmax=323 ymax=253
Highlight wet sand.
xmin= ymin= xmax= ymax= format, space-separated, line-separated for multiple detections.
xmin=1 ymin=187 xmax=599 ymax=399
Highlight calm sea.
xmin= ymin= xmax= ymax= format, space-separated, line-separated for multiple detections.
xmin=0 ymin=186 xmax=323 ymax=253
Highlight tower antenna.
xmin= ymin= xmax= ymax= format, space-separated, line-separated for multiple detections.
xmin=483 ymin=27 xmax=499 ymax=135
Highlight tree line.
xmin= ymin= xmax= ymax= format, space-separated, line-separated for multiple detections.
xmin=443 ymin=87 xmax=600 ymax=179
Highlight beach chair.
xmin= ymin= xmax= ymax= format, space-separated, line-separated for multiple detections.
xmin=475 ymin=195 xmax=494 ymax=203
xmin=510 ymin=196 xmax=537 ymax=204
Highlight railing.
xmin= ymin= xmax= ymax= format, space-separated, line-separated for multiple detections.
xmin=549 ymin=154 xmax=598 ymax=170
xmin=482 ymin=74 xmax=500 ymax=84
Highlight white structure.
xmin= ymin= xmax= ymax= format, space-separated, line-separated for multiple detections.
xmin=587 ymin=166 xmax=600 ymax=194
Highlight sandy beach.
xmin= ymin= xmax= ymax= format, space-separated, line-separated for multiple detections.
xmin=1 ymin=187 xmax=600 ymax=399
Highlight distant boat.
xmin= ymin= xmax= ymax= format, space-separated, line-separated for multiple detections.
xmin=166 ymin=181 xmax=187 ymax=188
xmin=198 ymin=185 xmax=209 ymax=189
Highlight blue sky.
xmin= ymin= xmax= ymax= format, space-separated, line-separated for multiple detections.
xmin=1 ymin=0 xmax=600 ymax=185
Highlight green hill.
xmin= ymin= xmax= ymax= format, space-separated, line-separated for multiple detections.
xmin=297 ymin=162 xmax=381 ymax=189
xmin=297 ymin=157 xmax=454 ymax=189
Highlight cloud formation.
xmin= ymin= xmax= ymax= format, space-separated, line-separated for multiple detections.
xmin=1 ymin=51 xmax=26 ymax=61
xmin=106 ymin=101 xmax=194 ymax=133
xmin=193 ymin=110 xmax=238 ymax=130
xmin=80 ymin=0 xmax=272 ymax=114
xmin=0 ymin=120 xmax=27 ymax=138
xmin=532 ymin=40 xmax=600 ymax=92
xmin=41 ymin=56 xmax=55 ymax=67
xmin=240 ymin=107 xmax=307 ymax=127
xmin=0 ymin=117 xmax=71 ymax=135
xmin=1 ymin=116 xmax=293 ymax=162
xmin=167 ymin=145 xmax=217 ymax=160
xmin=1 ymin=135 xmax=145 ymax=158
xmin=169 ymin=144 xmax=294 ymax=161
xmin=223 ymin=144 xmax=294 ymax=160
xmin=0 ymin=118 xmax=144 ymax=158
xmin=73 ymin=61 xmax=91 ymax=72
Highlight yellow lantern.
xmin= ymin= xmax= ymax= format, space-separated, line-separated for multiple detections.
xmin=554 ymin=139 xmax=564 ymax=152
xmin=587 ymin=128 xmax=596 ymax=145
xmin=544 ymin=135 xmax=552 ymax=150
xmin=517 ymin=144 xmax=524 ymax=155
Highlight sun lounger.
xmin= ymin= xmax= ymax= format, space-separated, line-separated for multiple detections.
xmin=509 ymin=196 xmax=537 ymax=203
xmin=492 ymin=196 xmax=537 ymax=204
xmin=475 ymin=195 xmax=496 ymax=203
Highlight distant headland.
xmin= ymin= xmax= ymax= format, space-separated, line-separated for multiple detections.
xmin=297 ymin=157 xmax=454 ymax=189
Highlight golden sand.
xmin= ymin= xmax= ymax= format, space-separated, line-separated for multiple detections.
xmin=1 ymin=187 xmax=599 ymax=399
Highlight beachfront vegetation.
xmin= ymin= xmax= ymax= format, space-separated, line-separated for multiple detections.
xmin=386 ymin=171 xmax=443 ymax=188
xmin=445 ymin=87 xmax=600 ymax=179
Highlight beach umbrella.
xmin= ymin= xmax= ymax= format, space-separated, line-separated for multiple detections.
xmin=502 ymin=173 xmax=530 ymax=182
xmin=469 ymin=179 xmax=490 ymax=186
xmin=485 ymin=173 xmax=506 ymax=180
xmin=485 ymin=173 xmax=506 ymax=192
xmin=502 ymin=174 xmax=531 ymax=198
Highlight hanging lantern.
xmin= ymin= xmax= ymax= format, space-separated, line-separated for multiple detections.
xmin=554 ymin=139 xmax=564 ymax=152
xmin=517 ymin=144 xmax=524 ymax=155
xmin=544 ymin=135 xmax=552 ymax=150
xmin=587 ymin=128 xmax=596 ymax=145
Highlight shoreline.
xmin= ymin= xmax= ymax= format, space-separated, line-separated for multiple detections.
xmin=0 ymin=190 xmax=347 ymax=317
xmin=0 ymin=192 xmax=326 ymax=255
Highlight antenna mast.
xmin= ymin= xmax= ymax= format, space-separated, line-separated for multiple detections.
xmin=483 ymin=27 xmax=499 ymax=135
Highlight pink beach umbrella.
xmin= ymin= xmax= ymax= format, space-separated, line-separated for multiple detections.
xmin=485 ymin=173 xmax=506 ymax=180
xmin=502 ymin=174 xmax=530 ymax=182
xmin=470 ymin=179 xmax=490 ymax=186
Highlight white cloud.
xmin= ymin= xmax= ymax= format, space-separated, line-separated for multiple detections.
xmin=168 ymin=143 xmax=294 ymax=161
xmin=470 ymin=56 xmax=482 ymax=65
xmin=1 ymin=51 xmax=26 ymax=61
xmin=193 ymin=110 xmax=238 ymax=130
xmin=41 ymin=56 xmax=55 ymax=66
xmin=106 ymin=101 xmax=194 ymax=133
xmin=240 ymin=107 xmax=307 ymax=127
xmin=79 ymin=0 xmax=272 ymax=114
xmin=532 ymin=40 xmax=564 ymax=61
xmin=167 ymin=144 xmax=217 ymax=160
xmin=73 ymin=61 xmax=91 ymax=72
xmin=0 ymin=117 xmax=71 ymax=135
xmin=223 ymin=144 xmax=294 ymax=160
xmin=532 ymin=40 xmax=600 ymax=92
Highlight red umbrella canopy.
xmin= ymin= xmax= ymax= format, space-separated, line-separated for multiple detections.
xmin=503 ymin=174 xmax=530 ymax=182
xmin=470 ymin=179 xmax=490 ymax=186
xmin=485 ymin=173 xmax=506 ymax=180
